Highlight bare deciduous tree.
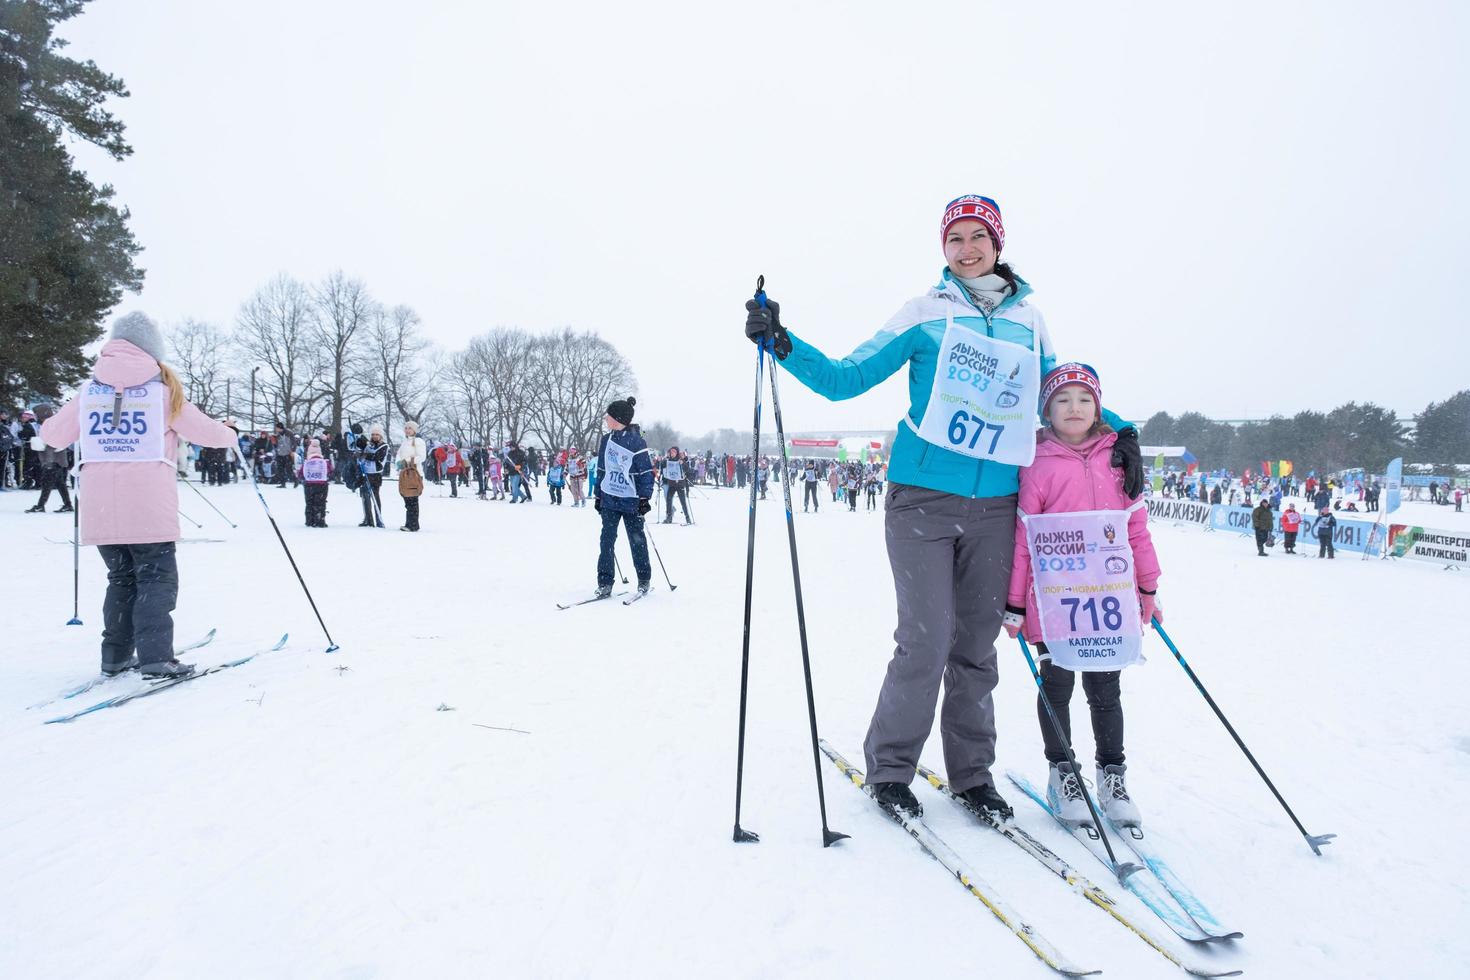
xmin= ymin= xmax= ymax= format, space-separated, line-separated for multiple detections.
xmin=167 ymin=318 xmax=231 ymax=417
xmin=311 ymin=270 xmax=376 ymax=435
xmin=465 ymin=327 xmax=536 ymax=446
xmin=524 ymin=327 xmax=637 ymax=452
xmin=363 ymin=304 xmax=439 ymax=437
xmin=234 ymin=274 xmax=315 ymax=428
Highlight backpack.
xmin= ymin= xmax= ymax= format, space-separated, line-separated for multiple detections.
xmin=399 ymin=461 xmax=423 ymax=498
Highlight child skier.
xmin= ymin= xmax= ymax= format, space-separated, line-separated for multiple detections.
xmin=37 ymin=312 xmax=239 ymax=678
xmin=566 ymin=448 xmax=587 ymax=506
xmin=1003 ymin=363 xmax=1161 ymax=827
xmin=296 ymin=439 xmax=334 ymax=527
xmin=547 ymin=453 xmax=566 ymax=506
xmin=593 ymin=397 xmax=654 ymax=597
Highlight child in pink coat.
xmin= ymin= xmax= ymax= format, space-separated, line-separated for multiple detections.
xmin=39 ymin=313 xmax=239 ymax=679
xmin=1002 ymin=363 xmax=1161 ymax=827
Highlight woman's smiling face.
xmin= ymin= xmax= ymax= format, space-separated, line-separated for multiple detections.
xmin=944 ymin=219 xmax=998 ymax=278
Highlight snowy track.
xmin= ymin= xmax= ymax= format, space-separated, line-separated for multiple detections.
xmin=2 ymin=482 xmax=1467 ymax=978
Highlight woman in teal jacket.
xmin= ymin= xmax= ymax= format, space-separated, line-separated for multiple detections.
xmin=744 ymin=195 xmax=1142 ymax=820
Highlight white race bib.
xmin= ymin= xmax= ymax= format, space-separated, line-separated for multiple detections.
xmin=1023 ymin=507 xmax=1145 ymax=672
xmin=912 ymin=312 xmax=1039 ymax=466
xmin=79 ymin=380 xmax=167 ymax=464
xmin=602 ymin=439 xmax=639 ymax=498
xmin=303 ymin=457 xmax=329 ymax=482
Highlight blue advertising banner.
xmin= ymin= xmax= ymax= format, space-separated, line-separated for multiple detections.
xmin=1385 ymin=457 xmax=1403 ymax=513
xmin=1207 ymin=504 xmax=1382 ymax=555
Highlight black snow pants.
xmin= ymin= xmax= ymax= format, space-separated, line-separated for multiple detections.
xmin=97 ymin=542 xmax=179 ymax=670
xmin=304 ymin=483 xmax=329 ymax=526
xmin=1036 ymin=647 xmax=1125 ymax=768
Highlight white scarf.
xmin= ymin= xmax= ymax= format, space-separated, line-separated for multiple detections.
xmin=955 ymin=272 xmax=1012 ymax=314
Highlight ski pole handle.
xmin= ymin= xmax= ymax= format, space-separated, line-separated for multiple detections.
xmin=754 ymin=274 xmax=766 ymax=309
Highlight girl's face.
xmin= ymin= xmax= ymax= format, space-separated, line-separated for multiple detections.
xmin=1047 ymin=385 xmax=1098 ymax=443
xmin=605 ymin=413 xmax=623 ymax=431
xmin=944 ymin=219 xmax=998 ymax=278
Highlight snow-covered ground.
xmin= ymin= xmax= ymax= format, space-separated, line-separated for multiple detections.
xmin=2 ymin=476 xmax=1466 ymax=979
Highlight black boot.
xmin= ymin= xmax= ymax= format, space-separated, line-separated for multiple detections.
xmin=871 ymin=781 xmax=922 ymax=818
xmin=957 ymin=782 xmax=1013 ymax=821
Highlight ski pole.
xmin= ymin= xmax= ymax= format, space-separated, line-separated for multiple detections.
xmin=764 ymin=318 xmax=847 ymax=849
xmin=177 ymin=506 xmax=203 ymax=529
xmin=642 ymin=523 xmax=677 ymax=591
xmin=1151 ymin=619 xmax=1336 ymax=855
xmin=733 ymin=278 xmax=770 ymax=845
xmin=235 ymin=445 xmax=340 ymax=652
xmin=1015 ymin=636 xmax=1141 ymax=883
xmin=67 ymin=476 xmax=81 ymax=626
xmin=180 ymin=475 xmax=237 ymax=528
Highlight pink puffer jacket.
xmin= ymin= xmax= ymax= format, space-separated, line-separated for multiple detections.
xmin=39 ymin=340 xmax=238 ymax=546
xmin=1008 ymin=429 xmax=1161 ymax=642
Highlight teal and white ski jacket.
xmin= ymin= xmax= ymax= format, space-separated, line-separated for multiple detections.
xmin=780 ymin=269 xmax=1131 ymax=500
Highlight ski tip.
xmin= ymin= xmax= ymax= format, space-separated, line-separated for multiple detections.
xmin=271 ymin=634 xmax=289 ymax=651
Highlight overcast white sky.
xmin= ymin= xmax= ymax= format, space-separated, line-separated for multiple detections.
xmin=60 ymin=0 xmax=1468 ymax=435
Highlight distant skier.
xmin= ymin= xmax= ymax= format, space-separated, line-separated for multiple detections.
xmin=1313 ymin=508 xmax=1337 ymax=558
xmin=37 ymin=312 xmax=238 ymax=678
xmin=1003 ymin=364 xmax=1160 ymax=827
xmin=1279 ymin=502 xmax=1303 ymax=554
xmin=593 ymin=397 xmax=654 ymax=597
xmin=660 ymin=446 xmax=692 ymax=524
xmin=23 ymin=405 xmax=73 ymax=513
xmin=296 ymin=439 xmax=334 ymax=527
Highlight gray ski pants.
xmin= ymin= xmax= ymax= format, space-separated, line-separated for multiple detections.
xmin=863 ymin=484 xmax=1015 ymax=793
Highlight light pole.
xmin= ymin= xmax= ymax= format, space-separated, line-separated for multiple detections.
xmin=250 ymin=367 xmax=260 ymax=433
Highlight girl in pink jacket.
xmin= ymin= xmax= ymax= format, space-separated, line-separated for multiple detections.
xmin=1002 ymin=363 xmax=1161 ymax=828
xmin=39 ymin=313 xmax=239 ymax=679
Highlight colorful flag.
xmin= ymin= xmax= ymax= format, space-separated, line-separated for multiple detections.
xmin=1279 ymin=460 xmax=1293 ymax=477
xmin=1151 ymin=453 xmax=1164 ymax=492
xmin=1385 ymin=457 xmax=1402 ymax=513
xmin=1261 ymin=460 xmax=1274 ymax=478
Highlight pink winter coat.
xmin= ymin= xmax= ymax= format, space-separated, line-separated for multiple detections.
xmin=1008 ymin=429 xmax=1162 ymax=643
xmin=39 ymin=339 xmax=239 ymax=546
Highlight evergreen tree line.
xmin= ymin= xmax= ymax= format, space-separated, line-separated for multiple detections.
xmin=1 ymin=0 xmax=143 ymax=408
xmin=1139 ymin=391 xmax=1470 ymax=475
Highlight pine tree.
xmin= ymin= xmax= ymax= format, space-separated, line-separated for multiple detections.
xmin=1413 ymin=390 xmax=1470 ymax=465
xmin=0 ymin=0 xmax=142 ymax=407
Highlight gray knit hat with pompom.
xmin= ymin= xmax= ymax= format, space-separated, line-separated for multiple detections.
xmin=109 ymin=311 xmax=167 ymax=362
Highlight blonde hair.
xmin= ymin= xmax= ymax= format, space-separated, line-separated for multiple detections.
xmin=157 ymin=362 xmax=186 ymax=421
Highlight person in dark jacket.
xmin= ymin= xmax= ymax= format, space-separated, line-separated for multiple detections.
xmin=353 ymin=424 xmax=389 ymax=527
xmin=505 ymin=442 xmax=530 ymax=502
xmin=273 ymin=422 xmax=297 ymax=487
xmin=1252 ymin=499 xmax=1273 ymax=556
xmin=1312 ymin=508 xmax=1337 ymax=558
xmin=594 ymin=397 xmax=654 ymax=596
xmin=23 ymin=405 xmax=73 ymax=512
xmin=660 ymin=446 xmax=691 ymax=524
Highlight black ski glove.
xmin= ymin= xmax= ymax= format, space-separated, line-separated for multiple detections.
xmin=637 ymin=498 xmax=651 ymax=516
xmin=744 ymin=297 xmax=792 ymax=360
xmin=1112 ymin=428 xmax=1144 ymax=499
xmin=594 ymin=496 xmax=602 ymax=513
